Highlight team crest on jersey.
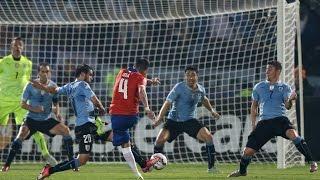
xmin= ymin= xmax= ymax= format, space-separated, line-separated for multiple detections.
xmin=15 ymin=63 xmax=19 ymax=68
xmin=85 ymin=145 xmax=91 ymax=151
xmin=278 ymin=86 xmax=283 ymax=91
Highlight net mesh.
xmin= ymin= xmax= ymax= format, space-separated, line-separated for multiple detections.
xmin=0 ymin=0 xmax=302 ymax=167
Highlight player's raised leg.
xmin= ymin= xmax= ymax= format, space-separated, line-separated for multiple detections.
xmin=37 ymin=154 xmax=83 ymax=180
xmin=37 ymin=122 xmax=95 ymax=180
xmin=130 ymin=144 xmax=160 ymax=173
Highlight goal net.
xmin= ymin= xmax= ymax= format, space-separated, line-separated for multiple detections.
xmin=0 ymin=0 xmax=303 ymax=168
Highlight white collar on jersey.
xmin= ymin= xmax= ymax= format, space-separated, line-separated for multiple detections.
xmin=265 ymin=80 xmax=283 ymax=86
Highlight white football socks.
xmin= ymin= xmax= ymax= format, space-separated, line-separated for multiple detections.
xmin=121 ymin=147 xmax=142 ymax=178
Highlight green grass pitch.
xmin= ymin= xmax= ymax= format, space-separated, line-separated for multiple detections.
xmin=0 ymin=163 xmax=319 ymax=180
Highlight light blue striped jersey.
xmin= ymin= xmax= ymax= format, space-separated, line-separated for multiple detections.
xmin=57 ymin=80 xmax=95 ymax=126
xmin=252 ymin=80 xmax=292 ymax=120
xmin=166 ymin=82 xmax=206 ymax=122
xmin=22 ymin=80 xmax=58 ymax=121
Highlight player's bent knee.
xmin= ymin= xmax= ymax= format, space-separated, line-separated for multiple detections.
xmin=19 ymin=126 xmax=30 ymax=138
xmin=156 ymin=136 xmax=168 ymax=145
xmin=197 ymin=128 xmax=212 ymax=142
xmin=157 ymin=129 xmax=170 ymax=142
xmin=243 ymin=147 xmax=255 ymax=156
xmin=61 ymin=126 xmax=70 ymax=136
xmin=285 ymin=129 xmax=298 ymax=140
xmin=78 ymin=154 xmax=90 ymax=165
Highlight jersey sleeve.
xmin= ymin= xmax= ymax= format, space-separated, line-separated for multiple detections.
xmin=136 ymin=74 xmax=147 ymax=86
xmin=57 ymin=84 xmax=68 ymax=95
xmin=166 ymin=83 xmax=180 ymax=103
xmin=283 ymin=84 xmax=292 ymax=100
xmin=251 ymin=84 xmax=259 ymax=102
xmin=21 ymin=83 xmax=32 ymax=102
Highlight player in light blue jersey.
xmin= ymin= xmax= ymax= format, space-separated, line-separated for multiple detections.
xmin=153 ymin=65 xmax=220 ymax=172
xmin=228 ymin=61 xmax=317 ymax=177
xmin=1 ymin=38 xmax=57 ymax=172
xmin=34 ymin=64 xmax=106 ymax=180
xmin=2 ymin=63 xmax=72 ymax=171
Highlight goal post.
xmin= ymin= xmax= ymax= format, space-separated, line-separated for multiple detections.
xmin=0 ymin=0 xmax=303 ymax=168
xmin=277 ymin=0 xmax=304 ymax=168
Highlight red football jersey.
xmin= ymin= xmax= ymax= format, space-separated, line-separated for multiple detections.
xmin=109 ymin=68 xmax=147 ymax=115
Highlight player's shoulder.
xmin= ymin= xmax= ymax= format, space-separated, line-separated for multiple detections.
xmin=77 ymin=80 xmax=91 ymax=89
xmin=24 ymin=81 xmax=36 ymax=91
xmin=174 ymin=82 xmax=185 ymax=89
xmin=1 ymin=55 xmax=11 ymax=62
xmin=25 ymin=81 xmax=33 ymax=88
xmin=21 ymin=55 xmax=32 ymax=64
xmin=77 ymin=80 xmax=88 ymax=86
xmin=197 ymin=83 xmax=206 ymax=92
xmin=129 ymin=72 xmax=146 ymax=83
xmin=118 ymin=68 xmax=136 ymax=78
xmin=278 ymin=82 xmax=291 ymax=89
xmin=48 ymin=80 xmax=58 ymax=88
xmin=130 ymin=70 xmax=144 ymax=78
xmin=253 ymin=81 xmax=267 ymax=89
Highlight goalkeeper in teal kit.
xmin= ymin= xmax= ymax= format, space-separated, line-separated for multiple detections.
xmin=0 ymin=37 xmax=57 ymax=171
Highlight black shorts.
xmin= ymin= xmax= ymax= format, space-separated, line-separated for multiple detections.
xmin=246 ymin=116 xmax=295 ymax=151
xmin=75 ymin=122 xmax=97 ymax=154
xmin=24 ymin=117 xmax=60 ymax=139
xmin=163 ymin=119 xmax=204 ymax=143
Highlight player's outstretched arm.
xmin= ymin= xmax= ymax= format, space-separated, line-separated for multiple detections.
xmin=52 ymin=102 xmax=63 ymax=122
xmin=30 ymin=80 xmax=58 ymax=94
xmin=285 ymin=91 xmax=297 ymax=110
xmin=147 ymin=77 xmax=160 ymax=86
xmin=202 ymin=96 xmax=220 ymax=119
xmin=138 ymin=84 xmax=155 ymax=120
xmin=250 ymin=100 xmax=258 ymax=131
xmin=91 ymin=95 xmax=106 ymax=115
xmin=153 ymin=100 xmax=171 ymax=127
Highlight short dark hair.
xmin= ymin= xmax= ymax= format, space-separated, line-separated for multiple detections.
xmin=38 ymin=62 xmax=49 ymax=71
xmin=13 ymin=37 xmax=22 ymax=41
xmin=11 ymin=37 xmax=23 ymax=45
xmin=135 ymin=58 xmax=149 ymax=72
xmin=267 ymin=60 xmax=282 ymax=71
xmin=75 ymin=64 xmax=93 ymax=77
xmin=185 ymin=65 xmax=198 ymax=74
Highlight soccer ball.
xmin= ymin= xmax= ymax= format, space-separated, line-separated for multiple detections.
xmin=151 ymin=153 xmax=168 ymax=170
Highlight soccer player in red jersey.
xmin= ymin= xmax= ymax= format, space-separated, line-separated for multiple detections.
xmin=110 ymin=58 xmax=159 ymax=179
